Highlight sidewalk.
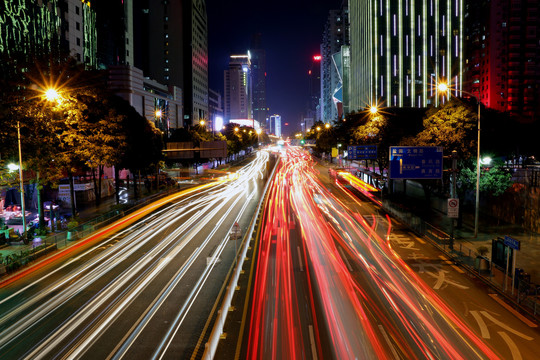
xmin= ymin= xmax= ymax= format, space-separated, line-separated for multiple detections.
xmin=425 ymin=197 xmax=540 ymax=285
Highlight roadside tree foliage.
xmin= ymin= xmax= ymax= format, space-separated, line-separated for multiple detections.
xmin=406 ymin=98 xmax=477 ymax=160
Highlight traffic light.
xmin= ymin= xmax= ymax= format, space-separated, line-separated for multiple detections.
xmin=300 ymin=139 xmax=305 ymax=145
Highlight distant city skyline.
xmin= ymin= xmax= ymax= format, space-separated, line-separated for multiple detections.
xmin=206 ymin=0 xmax=343 ymax=136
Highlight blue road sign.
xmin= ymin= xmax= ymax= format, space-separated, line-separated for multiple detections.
xmin=389 ymin=146 xmax=443 ymax=179
xmin=347 ymin=145 xmax=377 ymax=160
xmin=504 ymin=235 xmax=520 ymax=250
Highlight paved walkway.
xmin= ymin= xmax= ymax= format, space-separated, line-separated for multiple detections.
xmin=427 ymin=198 xmax=540 ymax=285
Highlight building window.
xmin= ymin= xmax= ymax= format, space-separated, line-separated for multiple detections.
xmin=76 ymin=22 xmax=80 ymax=31
xmin=76 ymin=6 xmax=80 ymax=15
xmin=76 ymin=38 xmax=80 ymax=46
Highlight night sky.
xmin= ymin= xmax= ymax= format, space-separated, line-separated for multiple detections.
xmin=206 ymin=0 xmax=343 ymax=136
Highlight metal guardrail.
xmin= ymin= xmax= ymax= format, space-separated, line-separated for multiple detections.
xmin=383 ymin=199 xmax=540 ymax=319
xmin=202 ymin=156 xmax=280 ymax=360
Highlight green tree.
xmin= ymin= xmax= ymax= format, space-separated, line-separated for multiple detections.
xmin=459 ymin=162 xmax=513 ymax=197
xmin=405 ymin=98 xmax=477 ymax=159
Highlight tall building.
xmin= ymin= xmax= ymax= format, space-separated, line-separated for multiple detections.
xmin=307 ymin=55 xmax=322 ymax=122
xmin=321 ymin=5 xmax=349 ymax=122
xmin=224 ymin=54 xmax=253 ymax=124
xmin=94 ymin=0 xmax=132 ymax=68
xmin=349 ymin=0 xmax=464 ymax=111
xmin=133 ymin=0 xmax=208 ymax=127
xmin=250 ymin=34 xmax=267 ymax=131
xmin=465 ymin=0 xmax=540 ymax=122
xmin=0 ymin=0 xmax=97 ymax=67
xmin=268 ymin=114 xmax=282 ymax=138
xmin=183 ymin=0 xmax=209 ymax=126
xmin=208 ymin=88 xmax=224 ymax=132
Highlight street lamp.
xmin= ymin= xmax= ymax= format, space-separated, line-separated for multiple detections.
xmin=438 ymin=82 xmax=482 ymax=237
xmin=14 ymin=121 xmax=27 ymax=238
xmin=325 ymin=123 xmax=331 ymax=129
xmin=256 ymin=129 xmax=262 ymax=146
xmin=370 ymin=105 xmax=378 ymax=115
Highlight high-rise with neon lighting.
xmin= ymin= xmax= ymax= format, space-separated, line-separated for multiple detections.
xmin=321 ymin=6 xmax=349 ymax=122
xmin=464 ymin=0 xmax=539 ymax=122
xmin=349 ymin=0 xmax=464 ymax=111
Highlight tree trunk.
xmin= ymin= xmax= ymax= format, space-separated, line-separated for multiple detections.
xmin=114 ymin=166 xmax=120 ymax=205
xmin=68 ymin=170 xmax=77 ymax=217
xmin=131 ymin=172 xmax=139 ymax=199
xmin=97 ymin=165 xmax=103 ymax=206
xmin=156 ymin=165 xmax=159 ymax=191
xmin=92 ymin=167 xmax=101 ymax=207
xmin=37 ymin=172 xmax=45 ymax=229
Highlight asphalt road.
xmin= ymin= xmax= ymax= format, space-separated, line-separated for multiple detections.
xmin=229 ymin=148 xmax=539 ymax=359
xmin=321 ymin=162 xmax=540 ymax=360
xmin=0 ymin=151 xmax=270 ymax=359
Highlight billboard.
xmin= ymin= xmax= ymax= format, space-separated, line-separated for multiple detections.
xmin=166 ymin=142 xmax=194 ymax=159
xmin=201 ymin=141 xmax=227 ymax=158
xmin=389 ymin=146 xmax=443 ymax=179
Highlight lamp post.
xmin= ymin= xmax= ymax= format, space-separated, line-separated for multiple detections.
xmin=17 ymin=122 xmax=26 ymax=238
xmin=9 ymin=124 xmax=26 ymax=239
xmin=438 ymin=82 xmax=481 ymax=237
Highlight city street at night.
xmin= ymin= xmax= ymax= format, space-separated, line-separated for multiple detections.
xmin=1 ymin=0 xmax=540 ymax=359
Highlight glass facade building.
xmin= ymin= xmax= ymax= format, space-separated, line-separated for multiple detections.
xmin=349 ymin=0 xmax=464 ymax=111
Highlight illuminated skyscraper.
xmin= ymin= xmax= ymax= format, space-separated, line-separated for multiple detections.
xmin=250 ymin=34 xmax=267 ymax=131
xmin=349 ymin=0 xmax=464 ymax=111
xmin=224 ymin=54 xmax=252 ymax=123
xmin=0 ymin=0 xmax=97 ymax=67
xmin=133 ymin=0 xmax=208 ymax=127
xmin=465 ymin=0 xmax=540 ymax=122
xmin=268 ymin=114 xmax=282 ymax=138
xmin=321 ymin=5 xmax=349 ymax=122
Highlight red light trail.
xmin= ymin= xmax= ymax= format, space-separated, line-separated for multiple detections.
xmin=247 ymin=147 xmax=501 ymax=359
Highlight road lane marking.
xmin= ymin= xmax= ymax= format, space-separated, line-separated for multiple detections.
xmin=488 ymin=294 xmax=538 ymax=328
xmin=378 ymin=325 xmax=400 ymax=359
xmin=438 ymin=255 xmax=465 ymax=273
xmin=297 ymin=246 xmax=304 ymax=271
xmin=470 ymin=310 xmax=490 ymax=339
xmin=498 ymin=331 xmax=522 ymax=360
xmin=480 ymin=310 xmax=534 ymax=339
xmin=412 ymin=234 xmax=426 ymax=244
xmin=308 ymin=325 xmax=318 ymax=360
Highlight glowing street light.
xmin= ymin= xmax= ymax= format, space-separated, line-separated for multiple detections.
xmin=325 ymin=123 xmax=331 ymax=129
xmin=437 ymin=81 xmax=482 ymax=237
xmin=370 ymin=105 xmax=378 ymax=115
xmin=199 ymin=119 xmax=206 ymax=126
xmin=45 ymin=88 xmax=60 ymax=102
xmin=234 ymin=127 xmax=239 ymax=132
xmin=7 ymin=163 xmax=19 ymax=171
xmin=316 ymin=126 xmax=321 ymax=132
